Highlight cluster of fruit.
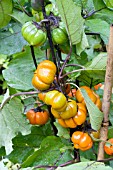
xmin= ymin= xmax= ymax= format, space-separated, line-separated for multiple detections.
xmin=21 ymin=1 xmax=69 ymax=53
xmin=21 ymin=0 xmax=113 ymax=157
xmin=25 ymin=59 xmax=103 ymax=151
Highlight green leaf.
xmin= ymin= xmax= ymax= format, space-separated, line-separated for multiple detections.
xmin=73 ymin=0 xmax=88 ymax=7
xmin=54 ymin=122 xmax=70 ymax=139
xmin=86 ymin=52 xmax=107 ymax=80
xmin=0 ymin=54 xmax=7 ymax=65
xmin=77 ymin=71 xmax=103 ymax=87
xmin=81 ymin=89 xmax=103 ymax=131
xmin=86 ymin=0 xmax=95 ymax=11
xmin=56 ymin=0 xmax=84 ymax=44
xmin=85 ymin=35 xmax=101 ymax=61
xmin=76 ymin=31 xmax=89 ymax=55
xmin=85 ymin=19 xmax=110 ymax=44
xmin=8 ymin=124 xmax=53 ymax=164
xmin=10 ymin=10 xmax=34 ymax=25
xmin=22 ymin=136 xmax=72 ymax=168
xmin=3 ymin=47 xmax=44 ymax=91
xmin=56 ymin=161 xmax=113 ymax=170
xmin=93 ymin=8 xmax=113 ymax=24
xmin=93 ymin=0 xmax=106 ymax=10
xmin=103 ymin=0 xmax=113 ymax=10
xmin=0 ymin=147 xmax=6 ymax=157
xmin=77 ymin=53 xmax=107 ymax=86
xmin=0 ymin=22 xmax=27 ymax=55
xmin=64 ymin=52 xmax=81 ymax=80
xmin=108 ymin=126 xmax=113 ymax=139
xmin=86 ymin=52 xmax=107 ymax=69
xmin=80 ymin=146 xmax=97 ymax=161
xmin=0 ymin=98 xmax=31 ymax=154
xmin=0 ymin=0 xmax=13 ymax=28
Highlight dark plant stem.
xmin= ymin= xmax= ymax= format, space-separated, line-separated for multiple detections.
xmin=83 ymin=7 xmax=106 ymax=19
xmin=90 ymin=78 xmax=93 ymax=88
xmin=58 ymin=47 xmax=72 ymax=80
xmin=75 ymin=79 xmax=79 ymax=88
xmin=47 ymin=106 xmax=58 ymax=136
xmin=85 ymin=32 xmax=100 ymax=35
xmin=40 ymin=0 xmax=57 ymax=66
xmin=30 ymin=45 xmax=37 ymax=69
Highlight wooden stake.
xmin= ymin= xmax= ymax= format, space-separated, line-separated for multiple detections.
xmin=97 ymin=25 xmax=113 ymax=160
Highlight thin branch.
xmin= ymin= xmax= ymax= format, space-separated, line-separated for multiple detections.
xmin=65 ymin=64 xmax=85 ymax=69
xmin=0 ymin=91 xmax=39 ymax=110
xmin=33 ymin=159 xmax=77 ymax=169
xmin=97 ymin=24 xmax=113 ymax=160
xmin=33 ymin=165 xmax=57 ymax=169
xmin=59 ymin=68 xmax=85 ymax=79
xmin=83 ymin=7 xmax=106 ymax=19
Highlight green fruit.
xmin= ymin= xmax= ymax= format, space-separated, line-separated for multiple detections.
xmin=21 ymin=21 xmax=47 ymax=46
xmin=52 ymin=27 xmax=68 ymax=45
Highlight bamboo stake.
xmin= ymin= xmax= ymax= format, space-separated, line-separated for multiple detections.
xmin=97 ymin=25 xmax=113 ymax=160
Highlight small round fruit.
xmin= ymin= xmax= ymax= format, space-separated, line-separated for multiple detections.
xmin=21 ymin=21 xmax=47 ymax=46
xmin=71 ymin=131 xmax=93 ymax=151
xmin=52 ymin=28 xmax=68 ymax=45
xmin=104 ymin=138 xmax=113 ymax=155
xmin=26 ymin=109 xmax=49 ymax=125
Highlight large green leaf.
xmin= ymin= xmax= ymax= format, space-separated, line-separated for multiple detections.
xmin=77 ymin=71 xmax=103 ymax=87
xmin=0 ymin=98 xmax=31 ymax=155
xmin=81 ymin=89 xmax=103 ymax=131
xmin=86 ymin=52 xmax=107 ymax=80
xmin=56 ymin=161 xmax=112 ymax=170
xmin=93 ymin=8 xmax=113 ymax=24
xmin=8 ymin=125 xmax=53 ymax=164
xmin=76 ymin=30 xmax=89 ymax=55
xmin=0 ymin=0 xmax=12 ymax=28
xmin=56 ymin=0 xmax=84 ymax=45
xmin=22 ymin=136 xmax=73 ymax=168
xmin=0 ymin=23 xmax=27 ymax=55
xmin=103 ymin=0 xmax=113 ymax=10
xmin=77 ymin=53 xmax=107 ymax=86
xmin=3 ymin=47 xmax=45 ymax=91
xmin=85 ymin=19 xmax=110 ymax=44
